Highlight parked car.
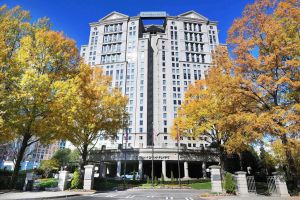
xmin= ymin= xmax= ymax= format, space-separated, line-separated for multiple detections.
xmin=121 ymin=172 xmax=140 ymax=180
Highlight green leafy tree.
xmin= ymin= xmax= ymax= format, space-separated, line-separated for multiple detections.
xmin=39 ymin=159 xmax=60 ymax=178
xmin=68 ymin=149 xmax=81 ymax=166
xmin=51 ymin=148 xmax=71 ymax=168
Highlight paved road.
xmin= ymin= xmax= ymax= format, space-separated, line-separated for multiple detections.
xmin=51 ymin=189 xmax=208 ymax=200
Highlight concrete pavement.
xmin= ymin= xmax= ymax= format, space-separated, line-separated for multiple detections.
xmin=0 ymin=190 xmax=95 ymax=199
xmin=0 ymin=189 xmax=298 ymax=200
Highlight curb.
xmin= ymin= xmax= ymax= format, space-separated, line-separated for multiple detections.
xmin=24 ymin=194 xmax=83 ymax=199
xmin=0 ymin=193 xmax=95 ymax=200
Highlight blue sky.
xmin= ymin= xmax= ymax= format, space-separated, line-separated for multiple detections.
xmin=3 ymin=0 xmax=253 ymax=48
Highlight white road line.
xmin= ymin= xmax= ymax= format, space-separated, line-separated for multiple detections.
xmin=165 ymin=197 xmax=174 ymax=200
xmin=106 ymin=194 xmax=118 ymax=197
xmin=125 ymin=195 xmax=135 ymax=198
xmin=185 ymin=198 xmax=193 ymax=200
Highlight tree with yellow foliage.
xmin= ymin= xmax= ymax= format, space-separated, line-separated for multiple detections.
xmin=0 ymin=5 xmax=81 ymax=188
xmin=54 ymin=64 xmax=127 ymax=173
xmin=227 ymin=0 xmax=300 ymax=186
xmin=172 ymin=46 xmax=259 ymax=170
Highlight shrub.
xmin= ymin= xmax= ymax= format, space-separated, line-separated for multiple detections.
xmin=161 ymin=172 xmax=165 ymax=184
xmin=171 ymin=171 xmax=174 ymax=183
xmin=71 ymin=170 xmax=82 ymax=189
xmin=37 ymin=178 xmax=58 ymax=190
xmin=133 ymin=169 xmax=136 ymax=181
xmin=154 ymin=176 xmax=158 ymax=185
xmin=224 ymin=172 xmax=236 ymax=194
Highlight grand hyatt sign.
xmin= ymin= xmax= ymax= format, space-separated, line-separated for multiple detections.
xmin=139 ymin=11 xmax=168 ymax=18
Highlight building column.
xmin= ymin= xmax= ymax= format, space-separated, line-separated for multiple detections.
xmin=183 ymin=161 xmax=190 ymax=179
xmin=101 ymin=163 xmax=106 ymax=178
xmin=162 ymin=160 xmax=167 ymax=179
xmin=202 ymin=162 xmax=207 ymax=178
xmin=138 ymin=160 xmax=143 ymax=179
xmin=116 ymin=160 xmax=121 ymax=178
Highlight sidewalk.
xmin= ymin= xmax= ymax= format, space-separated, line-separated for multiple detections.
xmin=204 ymin=195 xmax=299 ymax=200
xmin=0 ymin=190 xmax=95 ymax=199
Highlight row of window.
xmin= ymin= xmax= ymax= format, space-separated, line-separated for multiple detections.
xmin=184 ymin=22 xmax=202 ymax=32
xmin=184 ymin=32 xmax=203 ymax=42
xmin=100 ymin=53 xmax=121 ymax=64
xmin=185 ymin=42 xmax=204 ymax=52
xmin=104 ymin=23 xmax=123 ymax=33
xmin=186 ymin=53 xmax=205 ymax=63
xmin=102 ymin=43 xmax=121 ymax=53
xmin=103 ymin=33 xmax=122 ymax=43
xmin=90 ymin=36 xmax=98 ymax=45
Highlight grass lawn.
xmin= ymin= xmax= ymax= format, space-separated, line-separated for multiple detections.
xmin=93 ymin=179 xmax=212 ymax=190
xmin=189 ymin=182 xmax=211 ymax=190
xmin=139 ymin=181 xmax=212 ymax=190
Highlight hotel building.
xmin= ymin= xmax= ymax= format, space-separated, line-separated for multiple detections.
xmin=79 ymin=11 xmax=220 ymax=179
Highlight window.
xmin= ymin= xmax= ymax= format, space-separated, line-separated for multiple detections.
xmin=164 ymin=128 xmax=167 ymax=133
xmin=164 ymin=136 xmax=168 ymax=140
xmin=139 ymin=136 xmax=143 ymax=140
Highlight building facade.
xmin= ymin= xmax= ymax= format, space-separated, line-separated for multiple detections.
xmin=80 ymin=11 xmax=220 ymax=179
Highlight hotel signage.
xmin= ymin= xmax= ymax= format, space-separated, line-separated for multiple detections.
xmin=140 ymin=12 xmax=167 ymax=18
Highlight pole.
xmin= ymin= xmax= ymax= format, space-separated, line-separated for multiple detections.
xmin=177 ymin=125 xmax=181 ymax=188
xmin=123 ymin=128 xmax=127 ymax=187
xmin=151 ymin=122 xmax=154 ymax=187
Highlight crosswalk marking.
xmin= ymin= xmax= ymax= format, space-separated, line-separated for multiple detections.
xmin=106 ymin=194 xmax=118 ymax=197
xmin=165 ymin=197 xmax=174 ymax=200
xmin=185 ymin=198 xmax=193 ymax=200
xmin=125 ymin=195 xmax=135 ymax=198
xmin=147 ymin=195 xmax=154 ymax=198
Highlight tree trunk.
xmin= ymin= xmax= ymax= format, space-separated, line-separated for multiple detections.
xmin=280 ymin=135 xmax=299 ymax=189
xmin=80 ymin=143 xmax=88 ymax=186
xmin=217 ymin=144 xmax=226 ymax=178
xmin=10 ymin=133 xmax=31 ymax=189
xmin=238 ymin=152 xmax=243 ymax=171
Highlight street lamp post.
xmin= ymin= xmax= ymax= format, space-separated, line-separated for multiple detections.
xmin=123 ymin=128 xmax=128 ymax=187
xmin=151 ymin=123 xmax=154 ymax=187
xmin=177 ymin=125 xmax=181 ymax=188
